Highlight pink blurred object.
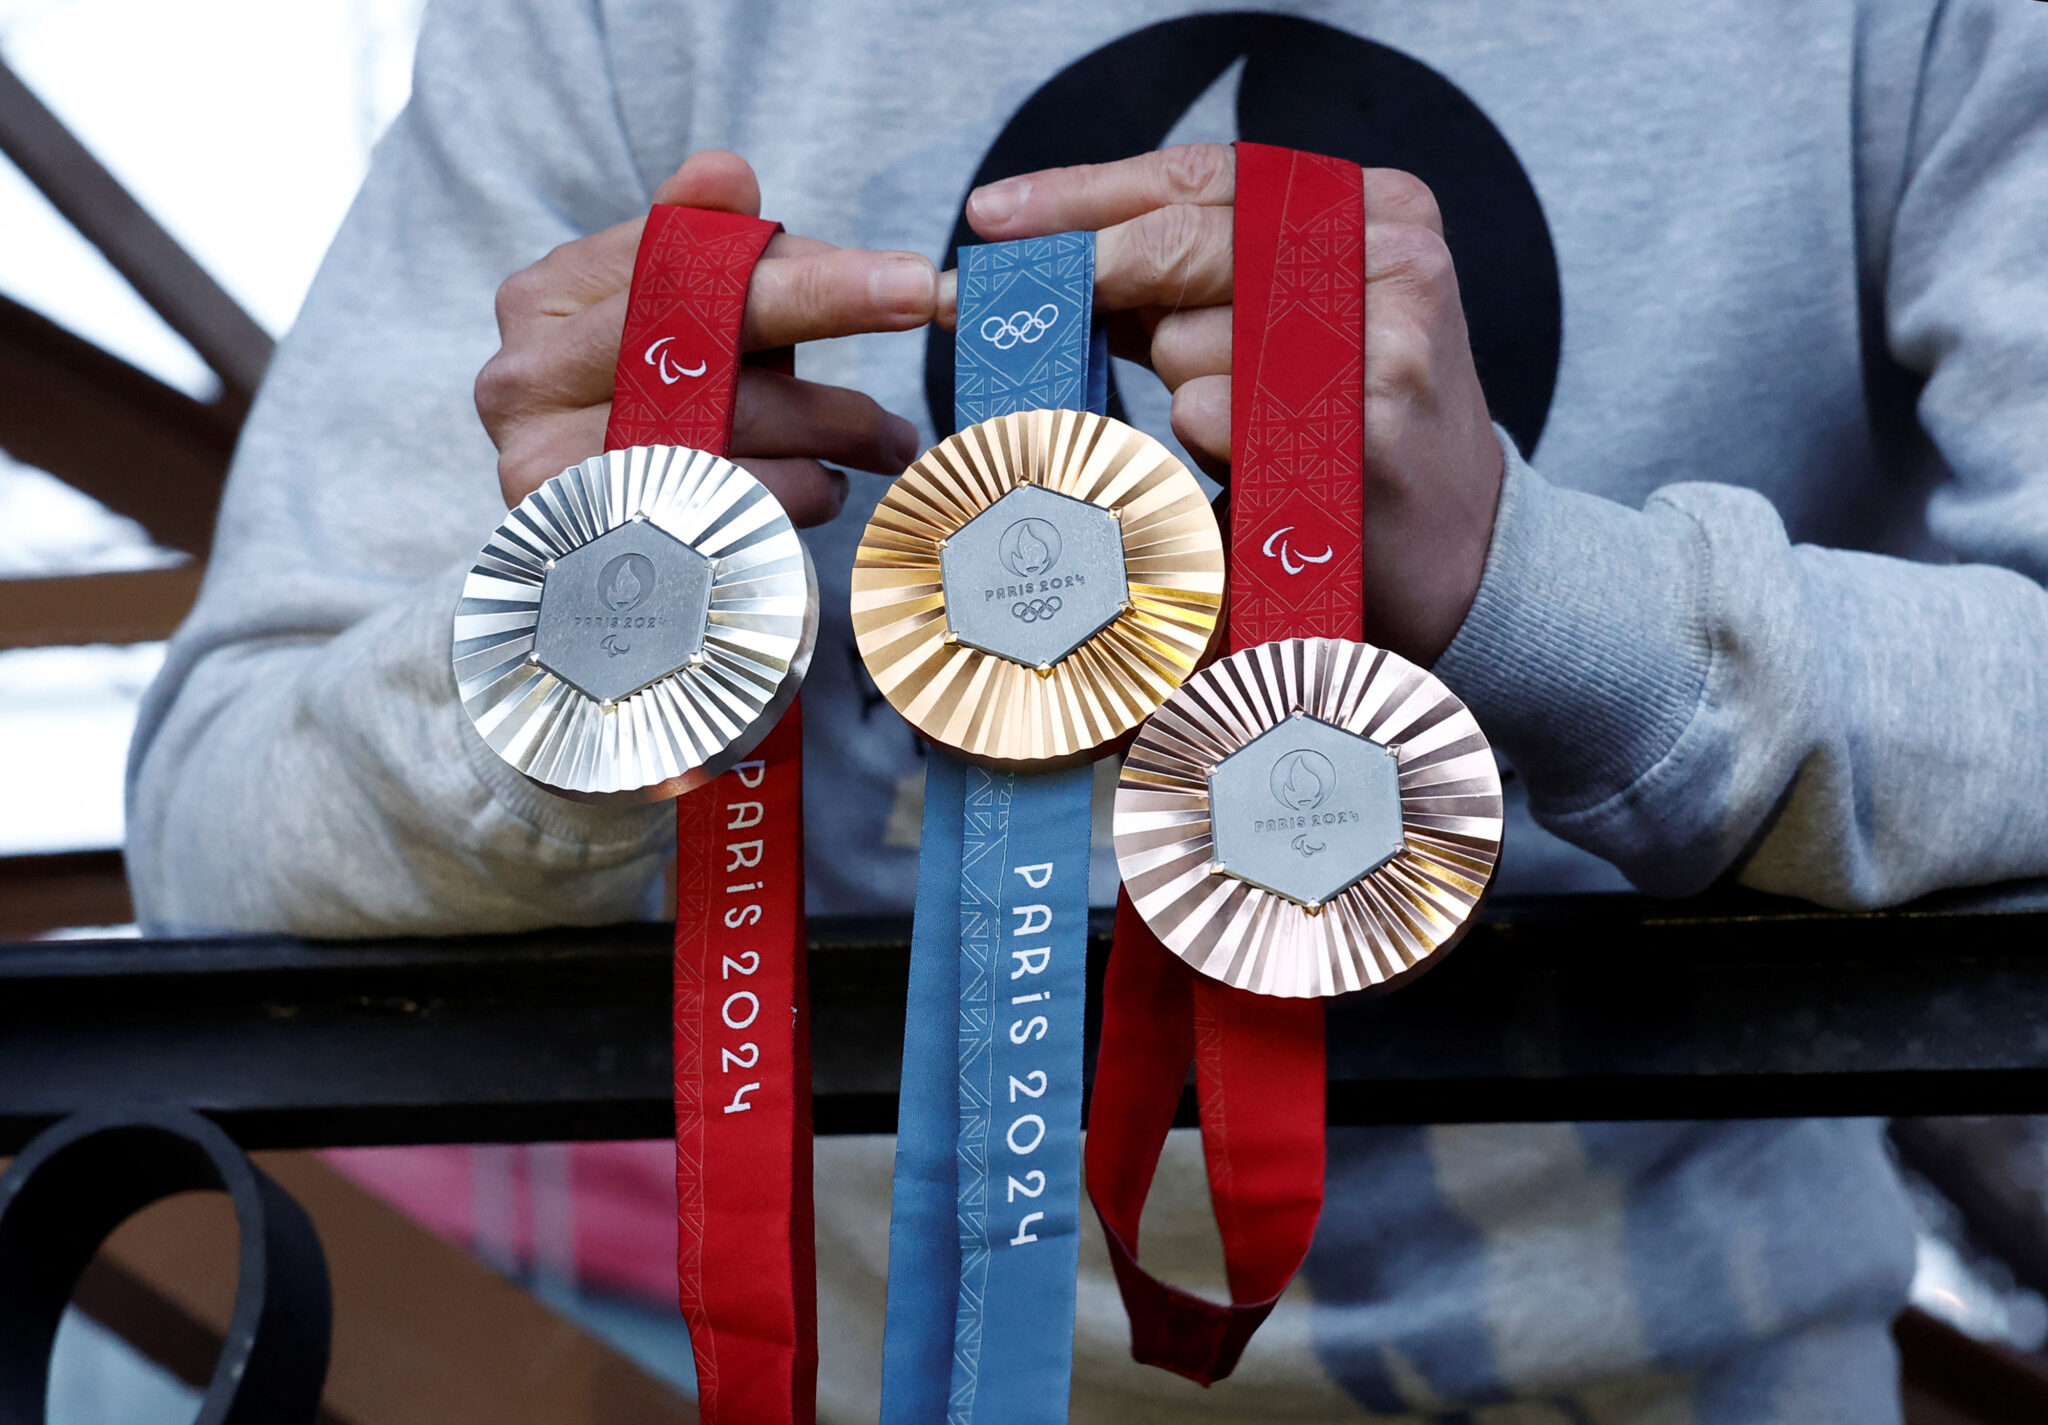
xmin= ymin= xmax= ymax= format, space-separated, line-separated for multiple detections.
xmin=322 ymin=1141 xmax=680 ymax=1305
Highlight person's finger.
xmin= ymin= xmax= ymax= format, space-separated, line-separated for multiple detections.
xmin=493 ymin=226 xmax=837 ymax=344
xmin=1093 ymin=203 xmax=1233 ymax=312
xmin=492 ymin=218 xmax=643 ymax=341
xmin=652 ymin=151 xmax=836 ymax=258
xmin=490 ymin=241 xmax=934 ymax=419
xmin=742 ymin=247 xmax=936 ymax=348
xmin=1150 ymin=305 xmax=1231 ymax=390
xmin=1361 ymin=168 xmax=1444 ymax=237
xmin=1169 ymin=374 xmax=1231 ymax=478
xmin=652 ymin=149 xmax=762 ymax=216
xmin=966 ymin=143 xmax=1236 ymax=240
xmin=730 ymin=369 xmax=922 ymax=474
xmin=1366 ymin=216 xmax=1456 ymax=296
xmin=493 ymin=405 xmax=610 ymax=508
xmin=482 ymin=287 xmax=633 ymax=416
xmin=489 ymin=401 xmax=868 ymax=526
xmin=735 ymin=457 xmax=851 ymax=528
xmin=939 ymin=206 xmax=1232 ymax=326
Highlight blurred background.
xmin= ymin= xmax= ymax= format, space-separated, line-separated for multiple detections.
xmin=0 ymin=0 xmax=421 ymax=874
xmin=7 ymin=4 xmax=2048 ymax=1422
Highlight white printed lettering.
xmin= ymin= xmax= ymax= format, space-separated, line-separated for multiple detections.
xmin=1009 ymin=946 xmax=1051 ymax=978
xmin=1008 ymin=1071 xmax=1047 ymax=1101
xmin=1012 ymin=904 xmax=1052 ymax=936
xmin=1007 ymin=1114 xmax=1046 ymax=1154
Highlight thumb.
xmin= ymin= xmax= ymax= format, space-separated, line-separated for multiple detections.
xmin=652 ymin=149 xmax=762 ymax=215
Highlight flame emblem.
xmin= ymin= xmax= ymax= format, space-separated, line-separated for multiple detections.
xmin=998 ymin=517 xmax=1062 ymax=578
xmin=599 ymin=552 xmax=654 ymax=613
xmin=1270 ymin=749 xmax=1336 ymax=811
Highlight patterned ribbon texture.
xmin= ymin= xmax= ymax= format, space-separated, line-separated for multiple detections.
xmin=1086 ymin=142 xmax=1363 ymax=1384
xmin=880 ymin=234 xmax=1106 ymax=1425
xmin=607 ymin=203 xmax=817 ymax=1425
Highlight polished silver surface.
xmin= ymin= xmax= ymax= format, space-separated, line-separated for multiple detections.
xmin=1208 ymin=713 xmax=1404 ymax=908
xmin=532 ymin=518 xmax=712 ymax=704
xmin=454 ymin=445 xmax=816 ymax=803
xmin=1114 ymin=637 xmax=1503 ymax=998
xmin=938 ymin=483 xmax=1129 ymax=669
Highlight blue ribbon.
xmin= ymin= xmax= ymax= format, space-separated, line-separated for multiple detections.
xmin=881 ymin=234 xmax=1104 ymax=1425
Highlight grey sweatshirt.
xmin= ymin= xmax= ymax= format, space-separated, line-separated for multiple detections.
xmin=127 ymin=0 xmax=2048 ymax=1419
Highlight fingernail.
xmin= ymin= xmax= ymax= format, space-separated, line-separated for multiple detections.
xmin=870 ymin=256 xmax=935 ymax=315
xmin=885 ymin=414 xmax=922 ymax=470
xmin=970 ymin=178 xmax=1028 ymax=227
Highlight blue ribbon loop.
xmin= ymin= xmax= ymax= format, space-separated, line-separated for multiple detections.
xmin=881 ymin=234 xmax=1104 ymax=1425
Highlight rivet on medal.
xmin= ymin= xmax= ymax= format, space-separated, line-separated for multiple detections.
xmin=454 ymin=444 xmax=818 ymax=802
xmin=850 ymin=406 xmax=1224 ymax=769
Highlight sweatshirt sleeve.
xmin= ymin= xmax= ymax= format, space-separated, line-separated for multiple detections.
xmin=125 ymin=0 xmax=679 ymax=936
xmin=1432 ymin=0 xmax=2048 ymax=908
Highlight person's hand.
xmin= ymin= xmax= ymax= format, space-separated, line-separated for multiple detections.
xmin=477 ymin=150 xmax=936 ymax=525
xmin=942 ymin=143 xmax=1503 ymax=665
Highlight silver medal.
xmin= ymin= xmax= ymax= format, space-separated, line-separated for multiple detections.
xmin=454 ymin=445 xmax=816 ymax=802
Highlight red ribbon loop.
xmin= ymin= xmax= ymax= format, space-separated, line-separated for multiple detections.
xmin=608 ymin=203 xmax=815 ymax=1425
xmin=1088 ymin=142 xmax=1362 ymax=1386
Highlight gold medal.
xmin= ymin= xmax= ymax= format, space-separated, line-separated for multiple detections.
xmin=1112 ymin=637 xmax=1503 ymax=997
xmin=851 ymin=409 xmax=1224 ymax=769
xmin=454 ymin=445 xmax=817 ymax=802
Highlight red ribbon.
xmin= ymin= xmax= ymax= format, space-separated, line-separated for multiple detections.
xmin=1087 ymin=142 xmax=1363 ymax=1386
xmin=608 ymin=204 xmax=815 ymax=1424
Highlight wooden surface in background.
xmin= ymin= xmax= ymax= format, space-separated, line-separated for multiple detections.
xmin=0 ymin=291 xmax=237 ymax=558
xmin=0 ymin=850 xmax=132 ymax=939
xmin=0 ymin=564 xmax=202 ymax=650
xmin=76 ymin=1151 xmax=697 ymax=1425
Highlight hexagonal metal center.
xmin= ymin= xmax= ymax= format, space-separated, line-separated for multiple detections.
xmin=1207 ymin=714 xmax=1405 ymax=908
xmin=533 ymin=519 xmax=712 ymax=704
xmin=939 ymin=485 xmax=1128 ymax=669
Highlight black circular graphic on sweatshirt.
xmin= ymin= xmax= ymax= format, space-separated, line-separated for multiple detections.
xmin=924 ymin=13 xmax=1562 ymax=462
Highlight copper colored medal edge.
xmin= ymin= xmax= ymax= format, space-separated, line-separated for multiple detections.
xmin=1112 ymin=637 xmax=1505 ymax=999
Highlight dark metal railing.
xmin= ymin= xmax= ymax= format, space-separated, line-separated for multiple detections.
xmin=6 ymin=894 xmax=2047 ymax=1155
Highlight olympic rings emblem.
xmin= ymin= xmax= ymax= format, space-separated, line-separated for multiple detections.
xmin=1009 ymin=595 xmax=1064 ymax=623
xmin=980 ymin=304 xmax=1061 ymax=351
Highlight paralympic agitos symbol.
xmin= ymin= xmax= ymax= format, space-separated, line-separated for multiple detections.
xmin=1262 ymin=525 xmax=1334 ymax=576
xmin=643 ymin=335 xmax=707 ymax=385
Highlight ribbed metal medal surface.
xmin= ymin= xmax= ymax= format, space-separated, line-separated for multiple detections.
xmin=851 ymin=410 xmax=1225 ymax=770
xmin=454 ymin=445 xmax=817 ymax=802
xmin=1114 ymin=638 xmax=1503 ymax=998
